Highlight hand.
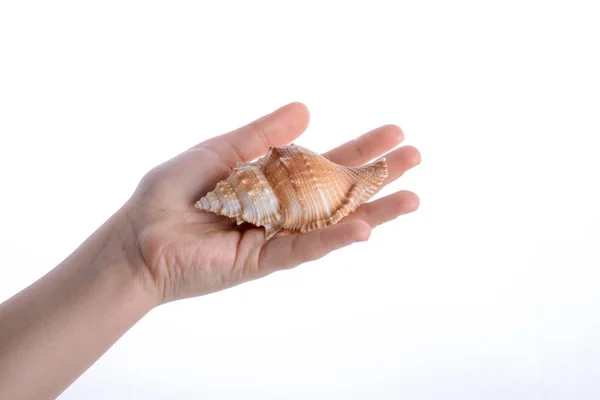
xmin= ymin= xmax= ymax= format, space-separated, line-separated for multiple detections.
xmin=123 ymin=103 xmax=421 ymax=303
xmin=0 ymin=104 xmax=421 ymax=399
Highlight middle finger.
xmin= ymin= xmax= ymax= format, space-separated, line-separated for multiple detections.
xmin=322 ymin=124 xmax=404 ymax=166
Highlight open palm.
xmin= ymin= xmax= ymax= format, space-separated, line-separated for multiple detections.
xmin=125 ymin=103 xmax=421 ymax=303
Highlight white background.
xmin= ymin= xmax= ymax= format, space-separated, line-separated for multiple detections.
xmin=1 ymin=1 xmax=599 ymax=399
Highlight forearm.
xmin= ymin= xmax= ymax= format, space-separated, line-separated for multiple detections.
xmin=0 ymin=208 xmax=157 ymax=399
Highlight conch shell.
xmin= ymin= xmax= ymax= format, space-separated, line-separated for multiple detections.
xmin=195 ymin=144 xmax=388 ymax=239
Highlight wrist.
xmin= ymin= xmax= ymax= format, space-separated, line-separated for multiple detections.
xmin=69 ymin=204 xmax=161 ymax=311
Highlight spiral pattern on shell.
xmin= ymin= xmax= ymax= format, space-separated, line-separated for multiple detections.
xmin=195 ymin=144 xmax=388 ymax=239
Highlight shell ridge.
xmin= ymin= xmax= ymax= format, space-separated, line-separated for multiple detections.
xmin=300 ymin=150 xmax=322 ymax=226
xmin=272 ymin=150 xmax=308 ymax=231
xmin=241 ymin=167 xmax=280 ymax=226
xmin=301 ymin=184 xmax=358 ymax=232
xmin=299 ymin=159 xmax=388 ymax=232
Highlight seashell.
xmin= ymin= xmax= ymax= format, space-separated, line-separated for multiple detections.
xmin=195 ymin=144 xmax=388 ymax=239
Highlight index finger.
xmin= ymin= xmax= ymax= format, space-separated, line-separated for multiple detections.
xmin=199 ymin=102 xmax=310 ymax=165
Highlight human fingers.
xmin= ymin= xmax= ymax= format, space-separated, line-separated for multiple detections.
xmin=342 ymin=190 xmax=419 ymax=228
xmin=257 ymin=220 xmax=371 ymax=271
xmin=378 ymin=145 xmax=421 ymax=189
xmin=322 ymin=124 xmax=404 ymax=166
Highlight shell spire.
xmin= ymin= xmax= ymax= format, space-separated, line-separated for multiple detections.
xmin=195 ymin=144 xmax=388 ymax=239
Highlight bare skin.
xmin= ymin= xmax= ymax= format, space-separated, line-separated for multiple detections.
xmin=0 ymin=103 xmax=421 ymax=399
